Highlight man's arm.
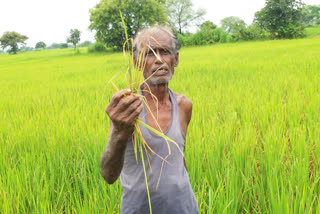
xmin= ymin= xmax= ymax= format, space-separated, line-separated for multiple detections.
xmin=182 ymin=96 xmax=192 ymax=171
xmin=175 ymin=94 xmax=193 ymax=170
xmin=175 ymin=93 xmax=193 ymax=136
xmin=100 ymin=89 xmax=143 ymax=184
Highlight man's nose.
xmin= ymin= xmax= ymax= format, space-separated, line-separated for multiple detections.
xmin=154 ymin=50 xmax=163 ymax=64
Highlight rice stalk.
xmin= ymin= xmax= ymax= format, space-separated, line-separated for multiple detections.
xmin=107 ymin=11 xmax=184 ymax=214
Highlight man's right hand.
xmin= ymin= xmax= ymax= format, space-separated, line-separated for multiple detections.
xmin=101 ymin=89 xmax=143 ymax=184
xmin=106 ymin=89 xmax=143 ymax=133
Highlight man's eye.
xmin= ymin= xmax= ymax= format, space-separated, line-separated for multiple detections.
xmin=147 ymin=50 xmax=154 ymax=56
xmin=160 ymin=49 xmax=169 ymax=55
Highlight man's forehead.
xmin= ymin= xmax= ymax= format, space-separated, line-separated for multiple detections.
xmin=139 ymin=31 xmax=172 ymax=49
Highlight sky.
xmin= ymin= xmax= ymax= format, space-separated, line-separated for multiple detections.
xmin=0 ymin=0 xmax=319 ymax=48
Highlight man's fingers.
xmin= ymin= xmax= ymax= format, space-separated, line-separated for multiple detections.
xmin=125 ymin=98 xmax=143 ymax=115
xmin=106 ymin=92 xmax=142 ymax=123
xmin=117 ymin=95 xmax=140 ymax=112
xmin=126 ymin=104 xmax=144 ymax=124
xmin=109 ymin=89 xmax=132 ymax=107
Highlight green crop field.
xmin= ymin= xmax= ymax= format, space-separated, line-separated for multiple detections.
xmin=1 ymin=38 xmax=320 ymax=213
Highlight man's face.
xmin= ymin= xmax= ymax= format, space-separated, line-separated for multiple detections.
xmin=137 ymin=32 xmax=179 ymax=86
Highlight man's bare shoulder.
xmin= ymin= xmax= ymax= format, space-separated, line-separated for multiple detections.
xmin=173 ymin=93 xmax=192 ymax=111
xmin=173 ymin=92 xmax=192 ymax=124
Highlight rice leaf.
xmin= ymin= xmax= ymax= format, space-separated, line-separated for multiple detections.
xmin=137 ymin=120 xmax=184 ymax=157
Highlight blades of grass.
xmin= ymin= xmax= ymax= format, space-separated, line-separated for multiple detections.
xmin=139 ymin=97 xmax=170 ymax=155
xmin=110 ymin=81 xmax=120 ymax=92
xmin=99 ymin=65 xmax=127 ymax=109
xmin=146 ymin=44 xmax=163 ymax=63
xmin=122 ymin=39 xmax=132 ymax=88
xmin=156 ymin=155 xmax=170 ymax=191
xmin=138 ymin=139 xmax=152 ymax=214
xmin=120 ymin=11 xmax=133 ymax=90
xmin=141 ymin=138 xmax=153 ymax=173
xmin=118 ymin=13 xmax=155 ymax=213
xmin=120 ymin=11 xmax=129 ymax=48
xmin=133 ymin=129 xmax=139 ymax=163
xmin=138 ymin=91 xmax=159 ymax=119
xmin=135 ymin=46 xmax=147 ymax=90
xmin=140 ymin=83 xmax=159 ymax=110
xmin=137 ymin=120 xmax=184 ymax=157
xmin=135 ymin=125 xmax=170 ymax=164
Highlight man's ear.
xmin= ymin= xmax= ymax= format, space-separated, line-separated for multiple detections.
xmin=174 ymin=53 xmax=179 ymax=67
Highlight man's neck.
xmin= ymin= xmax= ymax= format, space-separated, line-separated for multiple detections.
xmin=141 ymin=83 xmax=170 ymax=104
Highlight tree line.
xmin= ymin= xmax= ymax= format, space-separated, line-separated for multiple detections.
xmin=1 ymin=0 xmax=319 ymax=54
xmin=88 ymin=0 xmax=320 ymax=49
xmin=0 ymin=29 xmax=87 ymax=54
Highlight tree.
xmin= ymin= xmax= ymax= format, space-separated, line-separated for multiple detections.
xmin=165 ymin=0 xmax=206 ymax=34
xmin=79 ymin=40 xmax=93 ymax=47
xmin=221 ymin=16 xmax=246 ymax=34
xmin=0 ymin=31 xmax=28 ymax=54
xmin=67 ymin=29 xmax=81 ymax=50
xmin=301 ymin=5 xmax=320 ymax=26
xmin=89 ymin=0 xmax=167 ymax=50
xmin=35 ymin=41 xmax=46 ymax=49
xmin=200 ymin=20 xmax=217 ymax=31
xmin=220 ymin=16 xmax=247 ymax=40
xmin=254 ymin=0 xmax=305 ymax=39
xmin=244 ymin=23 xmax=269 ymax=40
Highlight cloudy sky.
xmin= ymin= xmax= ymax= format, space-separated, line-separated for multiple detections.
xmin=0 ymin=0 xmax=319 ymax=47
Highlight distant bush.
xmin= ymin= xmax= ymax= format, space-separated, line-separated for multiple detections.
xmin=47 ymin=43 xmax=60 ymax=49
xmin=243 ymin=24 xmax=270 ymax=41
xmin=19 ymin=46 xmax=34 ymax=52
xmin=47 ymin=43 xmax=69 ymax=49
xmin=178 ymin=23 xmax=273 ymax=47
xmin=226 ymin=35 xmax=235 ymax=43
xmin=88 ymin=42 xmax=107 ymax=53
xmin=278 ymin=24 xmax=306 ymax=39
xmin=80 ymin=41 xmax=93 ymax=47
xmin=60 ymin=43 xmax=68 ymax=49
xmin=305 ymin=26 xmax=320 ymax=37
xmin=178 ymin=28 xmax=228 ymax=46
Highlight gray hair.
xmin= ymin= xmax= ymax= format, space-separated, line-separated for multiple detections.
xmin=132 ymin=26 xmax=181 ymax=60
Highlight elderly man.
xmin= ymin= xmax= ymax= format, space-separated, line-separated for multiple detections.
xmin=100 ymin=26 xmax=198 ymax=214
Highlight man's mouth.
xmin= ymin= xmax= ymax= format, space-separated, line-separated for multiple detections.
xmin=153 ymin=69 xmax=168 ymax=75
xmin=152 ymin=67 xmax=169 ymax=75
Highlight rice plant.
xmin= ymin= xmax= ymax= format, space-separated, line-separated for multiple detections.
xmin=0 ymin=37 xmax=320 ymax=213
xmin=107 ymin=11 xmax=183 ymax=213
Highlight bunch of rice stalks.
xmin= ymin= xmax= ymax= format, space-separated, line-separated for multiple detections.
xmin=107 ymin=11 xmax=183 ymax=214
